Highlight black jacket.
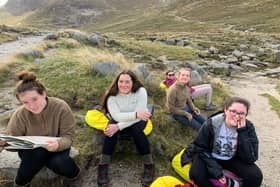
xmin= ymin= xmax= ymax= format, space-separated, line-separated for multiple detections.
xmin=181 ymin=112 xmax=259 ymax=179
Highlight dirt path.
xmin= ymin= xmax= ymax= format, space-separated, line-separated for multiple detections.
xmin=227 ymin=72 xmax=280 ymax=187
xmin=0 ymin=35 xmax=45 ymax=63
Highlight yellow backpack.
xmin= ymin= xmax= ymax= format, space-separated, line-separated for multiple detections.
xmin=150 ymin=176 xmax=184 ymax=187
xmin=85 ymin=107 xmax=153 ymax=135
xmin=171 ymin=149 xmax=192 ymax=183
xmin=159 ymin=82 xmax=168 ymax=92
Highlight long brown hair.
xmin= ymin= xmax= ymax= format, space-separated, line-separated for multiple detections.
xmin=15 ymin=71 xmax=46 ymax=100
xmin=101 ymin=70 xmax=144 ymax=113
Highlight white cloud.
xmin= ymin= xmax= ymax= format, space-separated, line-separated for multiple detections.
xmin=0 ymin=0 xmax=8 ymax=7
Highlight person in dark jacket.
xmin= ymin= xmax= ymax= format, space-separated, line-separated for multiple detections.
xmin=182 ymin=97 xmax=262 ymax=187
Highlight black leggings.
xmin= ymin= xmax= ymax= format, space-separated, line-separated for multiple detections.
xmin=102 ymin=120 xmax=150 ymax=155
xmin=16 ymin=148 xmax=80 ymax=185
xmin=189 ymin=154 xmax=263 ymax=187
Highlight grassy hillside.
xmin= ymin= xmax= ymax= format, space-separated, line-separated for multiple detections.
xmin=1 ymin=0 xmax=280 ymax=33
xmin=167 ymin=0 xmax=280 ymax=32
xmin=0 ymin=32 xmax=228 ymax=178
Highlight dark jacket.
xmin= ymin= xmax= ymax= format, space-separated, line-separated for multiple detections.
xmin=181 ymin=112 xmax=259 ymax=179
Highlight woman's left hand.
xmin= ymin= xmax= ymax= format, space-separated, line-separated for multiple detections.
xmin=104 ymin=124 xmax=119 ymax=137
xmin=194 ymin=108 xmax=200 ymax=115
xmin=237 ymin=118 xmax=246 ymax=128
xmin=44 ymin=140 xmax=59 ymax=152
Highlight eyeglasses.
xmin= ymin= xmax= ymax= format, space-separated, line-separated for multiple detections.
xmin=167 ymin=73 xmax=175 ymax=76
xmin=228 ymin=109 xmax=247 ymax=117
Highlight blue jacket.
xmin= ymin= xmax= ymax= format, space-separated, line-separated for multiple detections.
xmin=181 ymin=112 xmax=259 ymax=179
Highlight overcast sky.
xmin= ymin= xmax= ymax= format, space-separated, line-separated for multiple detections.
xmin=0 ymin=0 xmax=8 ymax=7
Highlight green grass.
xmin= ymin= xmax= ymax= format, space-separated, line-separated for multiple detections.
xmin=118 ymin=38 xmax=198 ymax=61
xmin=277 ymin=81 xmax=280 ymax=95
xmin=261 ymin=93 xmax=280 ymax=118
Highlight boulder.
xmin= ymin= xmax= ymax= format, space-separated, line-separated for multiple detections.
xmin=91 ymin=61 xmax=120 ymax=75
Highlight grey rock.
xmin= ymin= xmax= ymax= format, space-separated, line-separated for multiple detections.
xmin=134 ymin=63 xmax=150 ymax=79
xmin=275 ymin=51 xmax=280 ymax=63
xmin=165 ymin=38 xmax=176 ymax=45
xmin=91 ymin=61 xmax=120 ymax=75
xmin=21 ymin=50 xmax=44 ymax=59
xmin=87 ymin=34 xmax=105 ymax=46
xmin=209 ymin=46 xmax=219 ymax=54
xmin=232 ymin=49 xmax=243 ymax=58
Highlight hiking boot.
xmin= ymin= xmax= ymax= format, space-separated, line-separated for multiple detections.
xmin=97 ymin=163 xmax=109 ymax=187
xmin=205 ymin=103 xmax=216 ymax=111
xmin=142 ymin=162 xmax=155 ymax=187
xmin=68 ymin=171 xmax=82 ymax=187
xmin=13 ymin=183 xmax=30 ymax=187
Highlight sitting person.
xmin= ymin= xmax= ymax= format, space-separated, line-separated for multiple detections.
xmin=97 ymin=70 xmax=154 ymax=187
xmin=160 ymin=70 xmax=177 ymax=90
xmin=4 ymin=71 xmax=80 ymax=187
xmin=182 ymin=97 xmax=262 ymax=187
xmin=160 ymin=70 xmax=216 ymax=111
xmin=166 ymin=68 xmax=206 ymax=130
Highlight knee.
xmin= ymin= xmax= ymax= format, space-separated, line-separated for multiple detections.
xmin=244 ymin=167 xmax=263 ymax=186
xmin=190 ymin=167 xmax=203 ymax=181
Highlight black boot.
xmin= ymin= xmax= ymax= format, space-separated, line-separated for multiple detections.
xmin=68 ymin=171 xmax=82 ymax=187
xmin=97 ymin=163 xmax=109 ymax=187
xmin=142 ymin=162 xmax=155 ymax=186
xmin=13 ymin=182 xmax=30 ymax=187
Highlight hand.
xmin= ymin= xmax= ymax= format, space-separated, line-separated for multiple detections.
xmin=44 ymin=140 xmax=59 ymax=152
xmin=219 ymin=176 xmax=227 ymax=184
xmin=237 ymin=118 xmax=246 ymax=128
xmin=136 ymin=110 xmax=151 ymax=121
xmin=104 ymin=124 xmax=119 ymax=137
xmin=194 ymin=107 xmax=200 ymax=115
xmin=185 ymin=112 xmax=193 ymax=121
xmin=0 ymin=134 xmax=7 ymax=147
xmin=0 ymin=140 xmax=7 ymax=146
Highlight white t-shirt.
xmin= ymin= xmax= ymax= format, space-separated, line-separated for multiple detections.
xmin=211 ymin=122 xmax=238 ymax=160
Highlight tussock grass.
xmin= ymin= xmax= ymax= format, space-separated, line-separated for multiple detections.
xmin=0 ymin=33 xmax=18 ymax=44
xmin=261 ymin=93 xmax=280 ymax=118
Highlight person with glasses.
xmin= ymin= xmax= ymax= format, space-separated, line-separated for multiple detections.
xmin=166 ymin=68 xmax=206 ymax=130
xmin=160 ymin=70 xmax=177 ymax=89
xmin=160 ymin=70 xmax=216 ymax=111
xmin=180 ymin=97 xmax=262 ymax=187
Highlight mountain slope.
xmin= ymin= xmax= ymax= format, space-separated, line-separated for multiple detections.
xmin=1 ymin=0 xmax=280 ymax=33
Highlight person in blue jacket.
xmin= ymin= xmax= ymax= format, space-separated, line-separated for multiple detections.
xmin=181 ymin=97 xmax=262 ymax=187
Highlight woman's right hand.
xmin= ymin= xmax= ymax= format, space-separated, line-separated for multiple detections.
xmin=0 ymin=134 xmax=6 ymax=147
xmin=0 ymin=140 xmax=6 ymax=146
xmin=104 ymin=124 xmax=119 ymax=137
xmin=219 ymin=176 xmax=227 ymax=184
xmin=185 ymin=112 xmax=193 ymax=121
xmin=136 ymin=110 xmax=151 ymax=121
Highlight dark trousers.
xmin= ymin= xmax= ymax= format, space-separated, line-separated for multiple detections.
xmin=172 ymin=105 xmax=206 ymax=130
xmin=189 ymin=154 xmax=263 ymax=187
xmin=102 ymin=120 xmax=150 ymax=155
xmin=16 ymin=148 xmax=80 ymax=185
